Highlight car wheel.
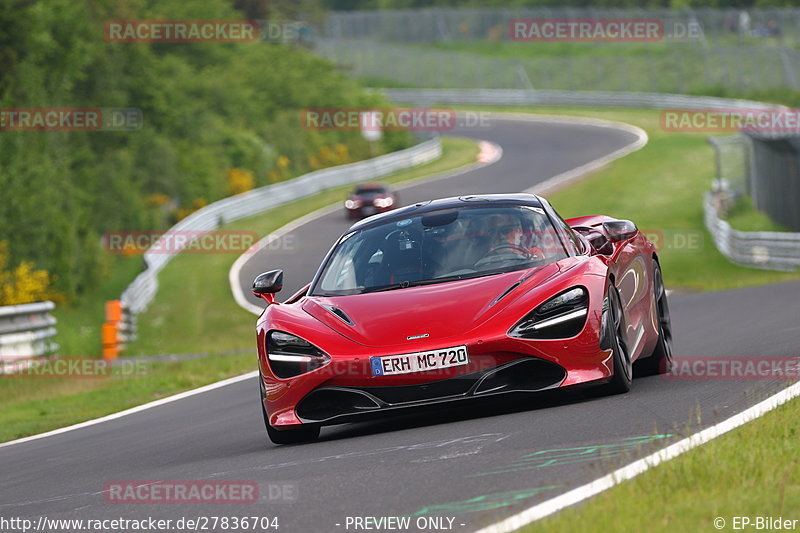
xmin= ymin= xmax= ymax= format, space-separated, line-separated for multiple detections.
xmin=598 ymin=284 xmax=633 ymax=394
xmin=636 ymin=261 xmax=674 ymax=376
xmin=260 ymin=378 xmax=320 ymax=445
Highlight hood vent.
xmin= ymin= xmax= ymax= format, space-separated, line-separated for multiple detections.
xmin=491 ymin=281 xmax=522 ymax=306
xmin=322 ymin=304 xmax=355 ymax=326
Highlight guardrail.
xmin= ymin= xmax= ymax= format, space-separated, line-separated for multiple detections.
xmin=121 ymin=136 xmax=442 ymax=314
xmin=381 ymin=88 xmax=778 ymax=110
xmin=118 ymin=88 xmax=796 ymax=317
xmin=384 ymin=88 xmax=798 ymax=273
xmin=704 ymin=192 xmax=800 ymax=270
xmin=102 ymin=300 xmax=137 ymax=360
xmin=707 ymin=134 xmax=800 ymax=270
xmin=0 ymin=301 xmax=58 ymax=374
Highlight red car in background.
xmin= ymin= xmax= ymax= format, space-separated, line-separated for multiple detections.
xmin=345 ymin=182 xmax=398 ymax=219
xmin=252 ymin=193 xmax=673 ymax=444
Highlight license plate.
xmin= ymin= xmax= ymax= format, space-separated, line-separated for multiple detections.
xmin=370 ymin=345 xmax=469 ymax=376
xmin=362 ymin=206 xmax=377 ymax=215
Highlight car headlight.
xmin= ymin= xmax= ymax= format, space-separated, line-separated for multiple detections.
xmin=267 ymin=330 xmax=330 ymax=378
xmin=374 ymin=197 xmax=394 ymax=208
xmin=509 ymin=287 xmax=589 ymax=339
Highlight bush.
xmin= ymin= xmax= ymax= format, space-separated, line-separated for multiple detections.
xmin=0 ymin=241 xmax=61 ymax=306
xmin=0 ymin=0 xmax=410 ymax=300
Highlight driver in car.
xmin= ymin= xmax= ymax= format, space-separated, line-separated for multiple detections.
xmin=480 ymin=212 xmax=545 ymax=265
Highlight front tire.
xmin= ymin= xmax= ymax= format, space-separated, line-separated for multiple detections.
xmin=597 ymin=284 xmax=633 ymax=395
xmin=260 ymin=378 xmax=320 ymax=445
xmin=635 ymin=261 xmax=674 ymax=376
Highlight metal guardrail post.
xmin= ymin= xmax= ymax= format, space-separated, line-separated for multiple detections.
xmin=102 ymin=300 xmax=137 ymax=360
xmin=0 ymin=301 xmax=58 ymax=374
xmin=118 ymin=137 xmax=443 ymax=315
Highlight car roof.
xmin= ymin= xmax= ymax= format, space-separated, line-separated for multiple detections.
xmin=348 ymin=193 xmax=545 ymax=231
xmin=353 ymin=182 xmax=387 ymax=190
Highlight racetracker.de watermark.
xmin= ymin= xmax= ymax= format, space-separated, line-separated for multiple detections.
xmin=0 ymin=108 xmax=142 ymax=131
xmin=665 ymin=357 xmax=800 ymax=380
xmin=641 ymin=229 xmax=704 ymax=253
xmin=104 ymin=19 xmax=306 ymax=44
xmin=0 ymin=357 xmax=148 ymax=379
xmin=103 ymin=230 xmax=265 ymax=255
xmin=103 ymin=481 xmax=297 ymax=504
xmin=661 ymin=108 xmax=800 ymax=133
xmin=301 ymin=108 xmax=490 ymax=132
xmin=509 ymin=18 xmax=703 ymax=42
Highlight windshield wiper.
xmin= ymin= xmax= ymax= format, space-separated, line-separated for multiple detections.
xmin=362 ymin=281 xmax=410 ymax=293
xmin=408 ymin=270 xmax=505 ymax=287
xmin=362 ymin=271 xmax=506 ymax=294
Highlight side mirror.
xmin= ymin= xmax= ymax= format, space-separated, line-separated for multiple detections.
xmin=574 ymin=226 xmax=614 ymax=256
xmin=252 ymin=269 xmax=283 ymax=303
xmin=602 ymin=220 xmax=638 ymax=243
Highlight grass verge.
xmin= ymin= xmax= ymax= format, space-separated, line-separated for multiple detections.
xmin=521 ymin=386 xmax=800 ymax=533
xmin=725 ymin=195 xmax=789 ymax=232
xmin=53 ymin=256 xmax=144 ymax=357
xmin=0 ymin=136 xmax=479 ymax=443
xmin=127 ymin=135 xmax=479 ymax=356
xmin=459 ymin=106 xmax=800 ymax=290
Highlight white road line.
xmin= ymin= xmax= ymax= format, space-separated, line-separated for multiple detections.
xmin=473 ymin=381 xmax=800 ymax=533
xmin=229 ymin=139 xmax=503 ymax=316
xmin=5 ymin=112 xmax=784 ymax=531
xmin=0 ymin=113 xmax=640 ymax=449
xmin=0 ymin=371 xmax=258 ymax=450
xmin=491 ymin=113 xmax=649 ymax=196
xmin=229 ymin=113 xmax=646 ymax=315
xmin=229 ymin=204 xmax=344 ymax=315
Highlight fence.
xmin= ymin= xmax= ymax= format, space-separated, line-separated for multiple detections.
xmin=118 ymin=85 xmax=799 ymax=317
xmin=379 ymin=87 xmax=799 ymax=271
xmin=707 ymin=134 xmax=800 ymax=270
xmin=381 ymin=88 xmax=777 ymax=110
xmin=120 ymin=137 xmax=442 ymax=314
xmin=323 ymin=8 xmax=800 ymax=44
xmin=0 ymin=301 xmax=58 ymax=374
xmin=316 ymin=8 xmax=800 ymax=93
xmin=315 ymin=38 xmax=800 ymax=94
xmin=746 ymin=132 xmax=800 ymax=231
xmin=704 ymin=192 xmax=800 ymax=270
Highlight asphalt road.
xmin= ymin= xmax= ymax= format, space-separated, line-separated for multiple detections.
xmin=2 ymin=116 xmax=799 ymax=533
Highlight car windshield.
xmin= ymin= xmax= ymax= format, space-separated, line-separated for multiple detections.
xmin=355 ymin=186 xmax=386 ymax=195
xmin=311 ymin=205 xmax=569 ymax=296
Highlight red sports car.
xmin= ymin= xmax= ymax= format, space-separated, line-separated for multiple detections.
xmin=344 ymin=182 xmax=398 ymax=219
xmin=252 ymin=193 xmax=673 ymax=444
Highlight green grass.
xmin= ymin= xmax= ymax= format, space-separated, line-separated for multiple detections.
xmin=127 ymin=135 xmax=479 ymax=356
xmin=521 ymin=389 xmax=800 ymax=533
xmin=421 ymin=37 xmax=795 ymax=60
xmin=324 ymin=39 xmax=791 ymax=93
xmin=725 ymin=195 xmax=789 ymax=232
xmin=0 ymin=136 xmax=479 ymax=443
xmin=0 ymin=353 xmax=253 ymax=442
xmin=421 ymin=40 xmax=689 ymax=59
xmin=52 ymin=256 xmax=144 ymax=356
xmin=456 ymin=106 xmax=800 ymax=290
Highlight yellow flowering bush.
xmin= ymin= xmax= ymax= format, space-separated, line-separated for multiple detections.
xmin=0 ymin=241 xmax=60 ymax=305
xmin=226 ymin=168 xmax=255 ymax=196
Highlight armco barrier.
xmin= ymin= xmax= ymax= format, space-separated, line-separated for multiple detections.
xmin=102 ymin=300 xmax=137 ymax=360
xmin=383 ymin=88 xmax=798 ymax=272
xmin=120 ymin=137 xmax=442 ymax=314
xmin=0 ymin=301 xmax=58 ymax=374
xmin=704 ymin=192 xmax=800 ymax=270
xmin=381 ymin=88 xmax=779 ymax=111
xmin=118 ymin=88 xmax=798 ymax=318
